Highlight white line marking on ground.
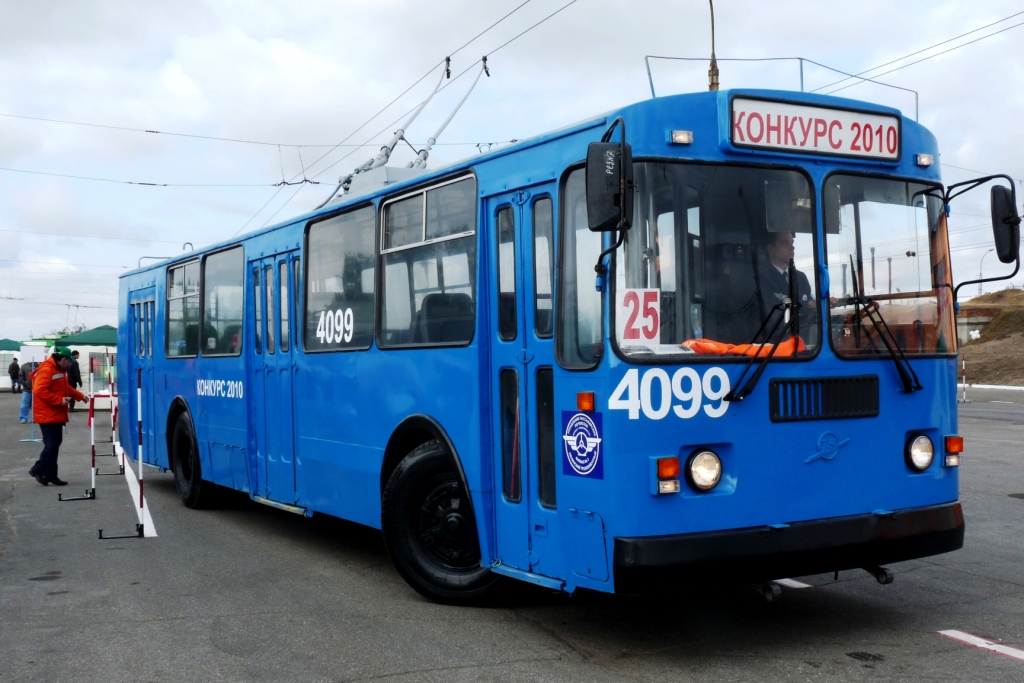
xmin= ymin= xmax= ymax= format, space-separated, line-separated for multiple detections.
xmin=114 ymin=443 xmax=157 ymax=537
xmin=990 ymin=400 xmax=1014 ymax=404
xmin=773 ymin=578 xmax=812 ymax=589
xmin=939 ymin=630 xmax=1024 ymax=662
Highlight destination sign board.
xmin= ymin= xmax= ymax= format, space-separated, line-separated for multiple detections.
xmin=731 ymin=97 xmax=901 ymax=161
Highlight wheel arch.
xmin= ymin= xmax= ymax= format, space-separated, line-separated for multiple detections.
xmin=380 ymin=415 xmax=474 ymax=507
xmin=165 ymin=396 xmax=196 ymax=469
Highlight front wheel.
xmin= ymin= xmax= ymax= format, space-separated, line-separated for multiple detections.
xmin=382 ymin=440 xmax=502 ymax=604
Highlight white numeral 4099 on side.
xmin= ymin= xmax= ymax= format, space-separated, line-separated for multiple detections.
xmin=608 ymin=367 xmax=730 ymax=420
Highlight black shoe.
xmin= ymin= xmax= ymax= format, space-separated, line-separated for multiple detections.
xmin=47 ymin=477 xmax=68 ymax=486
xmin=31 ymin=472 xmax=48 ymax=486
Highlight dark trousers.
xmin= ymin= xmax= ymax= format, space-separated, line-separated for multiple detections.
xmin=30 ymin=424 xmax=64 ymax=480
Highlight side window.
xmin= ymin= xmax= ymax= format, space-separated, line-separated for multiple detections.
xmin=557 ymin=169 xmax=603 ymax=368
xmin=265 ymin=266 xmax=276 ymax=354
xmin=497 ymin=206 xmax=517 ymax=341
xmin=146 ymin=302 xmax=154 ymax=357
xmin=305 ymin=206 xmax=375 ymax=351
xmin=380 ymin=176 xmax=477 ymax=347
xmin=253 ymin=268 xmax=263 ymax=353
xmin=166 ymin=260 xmax=199 ymax=357
xmin=293 ymin=258 xmax=301 ymax=340
xmin=133 ymin=304 xmax=140 ymax=357
xmin=533 ymin=197 xmax=554 ymax=338
xmin=201 ymin=247 xmax=244 ymax=356
xmin=279 ymin=261 xmax=290 ymax=352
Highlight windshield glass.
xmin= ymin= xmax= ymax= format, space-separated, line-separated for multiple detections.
xmin=613 ymin=163 xmax=818 ymax=361
xmin=823 ymin=175 xmax=956 ymax=356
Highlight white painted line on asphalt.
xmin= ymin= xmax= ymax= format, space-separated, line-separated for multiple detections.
xmin=939 ymin=630 xmax=1024 ymax=662
xmin=773 ymin=578 xmax=812 ymax=589
xmin=114 ymin=442 xmax=157 ymax=537
xmin=958 ymin=383 xmax=1024 ymax=391
xmin=990 ymin=400 xmax=1014 ymax=404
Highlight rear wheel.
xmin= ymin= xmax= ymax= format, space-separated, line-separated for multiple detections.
xmin=171 ymin=412 xmax=215 ymax=509
xmin=382 ymin=440 xmax=502 ymax=604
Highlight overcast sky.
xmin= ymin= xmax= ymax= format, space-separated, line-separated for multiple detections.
xmin=0 ymin=0 xmax=1021 ymax=339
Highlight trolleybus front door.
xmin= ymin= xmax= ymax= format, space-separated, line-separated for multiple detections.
xmin=488 ymin=186 xmax=561 ymax=579
xmin=250 ymin=252 xmax=300 ymax=504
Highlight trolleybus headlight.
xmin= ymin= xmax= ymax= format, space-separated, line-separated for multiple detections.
xmin=905 ymin=435 xmax=934 ymax=472
xmin=685 ymin=450 xmax=722 ymax=492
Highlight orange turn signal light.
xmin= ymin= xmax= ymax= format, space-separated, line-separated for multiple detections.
xmin=945 ymin=436 xmax=964 ymax=454
xmin=657 ymin=457 xmax=681 ymax=479
xmin=577 ymin=391 xmax=595 ymax=412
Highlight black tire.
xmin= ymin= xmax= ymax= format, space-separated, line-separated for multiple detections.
xmin=171 ymin=412 xmax=215 ymax=509
xmin=382 ymin=440 xmax=502 ymax=604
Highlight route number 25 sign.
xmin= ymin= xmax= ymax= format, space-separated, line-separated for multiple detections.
xmin=616 ymin=288 xmax=660 ymax=348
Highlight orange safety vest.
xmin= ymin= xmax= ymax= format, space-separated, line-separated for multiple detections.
xmin=682 ymin=337 xmax=806 ymax=357
xmin=30 ymin=357 xmax=86 ymax=424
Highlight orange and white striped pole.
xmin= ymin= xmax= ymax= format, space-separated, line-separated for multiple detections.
xmin=137 ymin=367 xmax=144 ymax=511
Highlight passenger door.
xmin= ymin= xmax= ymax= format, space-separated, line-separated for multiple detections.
xmin=488 ymin=184 xmax=561 ymax=578
xmin=250 ymin=252 xmax=300 ymax=504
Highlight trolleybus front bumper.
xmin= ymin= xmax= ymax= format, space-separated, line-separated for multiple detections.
xmin=613 ymin=501 xmax=964 ymax=593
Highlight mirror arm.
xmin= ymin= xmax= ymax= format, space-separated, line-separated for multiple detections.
xmin=953 ymin=255 xmax=1020 ymax=307
xmin=944 ymin=173 xmax=1018 ymax=205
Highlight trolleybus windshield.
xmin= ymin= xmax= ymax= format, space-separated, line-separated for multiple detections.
xmin=823 ymin=175 xmax=956 ymax=356
xmin=610 ymin=162 xmax=818 ymax=361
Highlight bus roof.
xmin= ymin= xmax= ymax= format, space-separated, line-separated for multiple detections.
xmin=121 ymin=88 xmax=935 ymax=278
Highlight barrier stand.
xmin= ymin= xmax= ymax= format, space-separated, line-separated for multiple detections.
xmin=95 ymin=394 xmax=123 ymax=476
xmin=136 ymin=368 xmax=144 ymax=515
xmin=958 ymin=356 xmax=971 ymax=404
xmin=58 ymin=395 xmax=97 ymax=501
xmin=98 ymin=369 xmax=144 ymax=540
xmin=18 ymin=403 xmax=43 ymax=443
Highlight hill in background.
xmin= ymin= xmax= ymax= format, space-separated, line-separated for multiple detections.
xmin=960 ymin=288 xmax=1024 ymax=386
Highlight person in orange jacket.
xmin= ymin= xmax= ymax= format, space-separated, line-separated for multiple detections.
xmin=28 ymin=346 xmax=89 ymax=486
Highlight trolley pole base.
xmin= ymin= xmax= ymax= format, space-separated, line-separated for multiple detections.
xmin=58 ymin=488 xmax=96 ymax=502
xmin=98 ymin=524 xmax=143 ymax=540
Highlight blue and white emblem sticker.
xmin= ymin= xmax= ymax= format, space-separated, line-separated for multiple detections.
xmin=562 ymin=411 xmax=603 ymax=479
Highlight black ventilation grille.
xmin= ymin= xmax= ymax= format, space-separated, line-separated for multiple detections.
xmin=769 ymin=375 xmax=879 ymax=422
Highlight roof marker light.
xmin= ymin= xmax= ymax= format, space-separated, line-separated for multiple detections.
xmin=916 ymin=154 xmax=934 ymax=167
xmin=670 ymin=130 xmax=694 ymax=145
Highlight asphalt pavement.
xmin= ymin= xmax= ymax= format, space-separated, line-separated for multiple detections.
xmin=1 ymin=388 xmax=1022 ymax=682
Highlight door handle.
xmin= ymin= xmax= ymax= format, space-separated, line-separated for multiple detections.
xmin=515 ymin=349 xmax=534 ymax=364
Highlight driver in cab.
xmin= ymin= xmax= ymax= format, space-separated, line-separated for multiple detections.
xmin=759 ymin=230 xmax=813 ymax=333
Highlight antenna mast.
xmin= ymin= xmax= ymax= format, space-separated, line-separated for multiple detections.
xmin=708 ymin=0 xmax=719 ymax=91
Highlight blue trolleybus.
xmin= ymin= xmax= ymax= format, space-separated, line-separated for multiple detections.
xmin=118 ymin=88 xmax=1020 ymax=603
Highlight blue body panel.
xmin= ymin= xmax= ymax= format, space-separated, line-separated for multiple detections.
xmin=117 ymin=89 xmax=958 ymax=594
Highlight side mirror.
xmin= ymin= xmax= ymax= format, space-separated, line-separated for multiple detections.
xmin=991 ymin=185 xmax=1021 ymax=264
xmin=586 ymin=119 xmax=633 ymax=232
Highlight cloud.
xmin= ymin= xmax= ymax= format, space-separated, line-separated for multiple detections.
xmin=0 ymin=0 xmax=1022 ymax=336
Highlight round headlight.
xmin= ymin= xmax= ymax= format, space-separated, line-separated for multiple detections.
xmin=686 ymin=450 xmax=722 ymax=492
xmin=905 ymin=435 xmax=934 ymax=472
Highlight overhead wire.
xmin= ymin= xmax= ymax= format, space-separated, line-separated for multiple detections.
xmin=234 ymin=0 xmax=573 ymax=236
xmin=307 ymin=0 xmax=582 ymax=185
xmin=810 ymin=10 xmax=1024 ymax=93
xmin=823 ymin=20 xmax=1024 ymax=95
xmin=0 ymin=228 xmax=201 ymax=245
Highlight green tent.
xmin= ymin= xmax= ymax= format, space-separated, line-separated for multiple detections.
xmin=59 ymin=325 xmax=118 ymax=347
xmin=0 ymin=338 xmax=21 ymax=351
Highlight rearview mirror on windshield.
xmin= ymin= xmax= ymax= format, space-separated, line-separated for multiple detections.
xmin=990 ymin=185 xmax=1021 ymax=264
xmin=586 ymin=119 xmax=634 ymax=232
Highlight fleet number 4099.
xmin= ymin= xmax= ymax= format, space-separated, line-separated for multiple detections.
xmin=609 ymin=367 xmax=731 ymax=420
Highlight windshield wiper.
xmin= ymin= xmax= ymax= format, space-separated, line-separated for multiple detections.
xmin=844 ymin=254 xmax=923 ymax=393
xmin=725 ymin=257 xmax=802 ymax=402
